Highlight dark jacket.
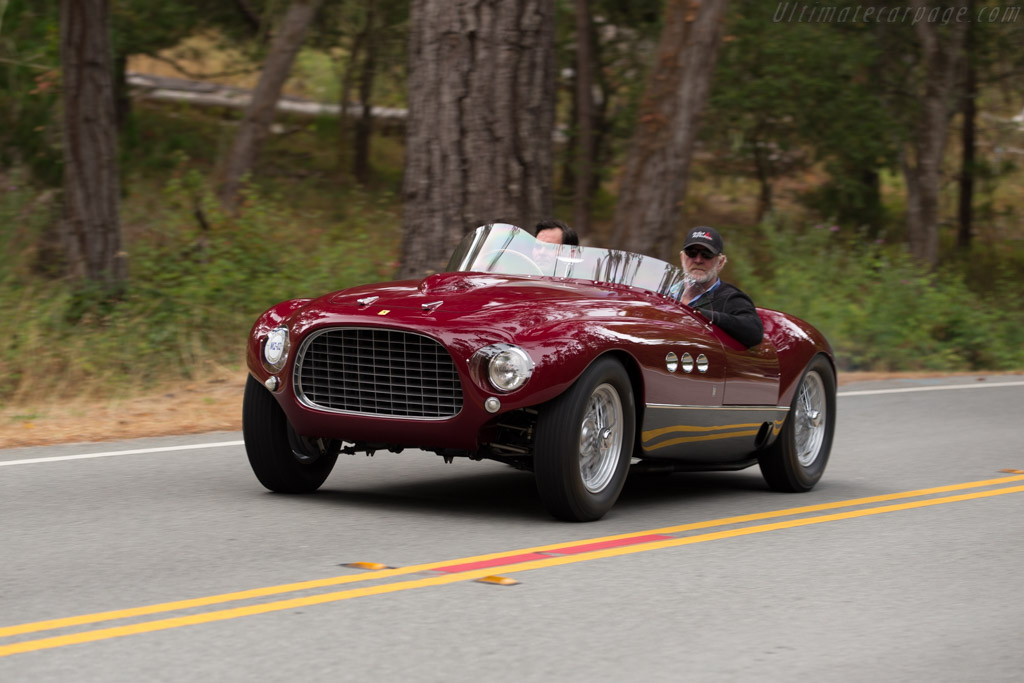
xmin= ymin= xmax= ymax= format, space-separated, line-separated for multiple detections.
xmin=689 ymin=281 xmax=764 ymax=348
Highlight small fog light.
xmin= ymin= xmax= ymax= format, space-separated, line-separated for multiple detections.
xmin=265 ymin=376 xmax=280 ymax=391
xmin=484 ymin=397 xmax=501 ymax=413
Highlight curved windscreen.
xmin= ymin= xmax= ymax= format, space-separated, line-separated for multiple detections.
xmin=445 ymin=223 xmax=685 ymax=301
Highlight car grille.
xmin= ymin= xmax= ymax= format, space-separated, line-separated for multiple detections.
xmin=294 ymin=328 xmax=463 ymax=418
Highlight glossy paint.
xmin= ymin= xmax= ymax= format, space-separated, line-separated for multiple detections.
xmin=247 ymin=271 xmax=833 ymax=465
xmin=639 ymin=404 xmax=788 ymax=463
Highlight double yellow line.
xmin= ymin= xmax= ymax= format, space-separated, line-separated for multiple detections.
xmin=3 ymin=474 xmax=1023 ymax=657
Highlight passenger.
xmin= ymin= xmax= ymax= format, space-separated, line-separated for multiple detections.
xmin=679 ymin=226 xmax=764 ymax=347
xmin=534 ymin=219 xmax=580 ymax=246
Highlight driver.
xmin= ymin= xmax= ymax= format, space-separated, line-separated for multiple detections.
xmin=534 ymin=219 xmax=580 ymax=246
xmin=679 ymin=226 xmax=764 ymax=348
xmin=528 ymin=219 xmax=579 ymax=275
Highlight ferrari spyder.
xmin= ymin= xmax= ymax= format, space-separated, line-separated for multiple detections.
xmin=243 ymin=223 xmax=836 ymax=521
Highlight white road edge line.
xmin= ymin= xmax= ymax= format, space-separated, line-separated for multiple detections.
xmin=838 ymin=380 xmax=1024 ymax=397
xmin=0 ymin=441 xmax=245 ymax=467
xmin=2 ymin=381 xmax=1022 ymax=467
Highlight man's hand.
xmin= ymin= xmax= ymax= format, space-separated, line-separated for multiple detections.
xmin=681 ymin=279 xmax=706 ymax=304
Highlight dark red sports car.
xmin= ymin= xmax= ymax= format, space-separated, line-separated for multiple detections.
xmin=244 ymin=223 xmax=836 ymax=521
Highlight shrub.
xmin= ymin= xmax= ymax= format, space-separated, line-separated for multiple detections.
xmin=729 ymin=220 xmax=1024 ymax=371
xmin=1 ymin=164 xmax=399 ymax=401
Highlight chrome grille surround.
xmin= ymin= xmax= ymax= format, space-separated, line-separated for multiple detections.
xmin=293 ymin=327 xmax=464 ymax=419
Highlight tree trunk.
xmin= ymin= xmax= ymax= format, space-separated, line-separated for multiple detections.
xmin=902 ymin=0 xmax=967 ymax=267
xmin=59 ymin=0 xmax=126 ymax=285
xmin=590 ymin=22 xmax=610 ymax=196
xmin=958 ymin=0 xmax=975 ymax=249
xmin=572 ymin=0 xmax=595 ymax=238
xmin=230 ymin=0 xmax=264 ymax=34
xmin=219 ymin=0 xmax=324 ymax=210
xmin=859 ymin=168 xmax=883 ymax=232
xmin=398 ymin=0 xmax=556 ymax=279
xmin=752 ymin=130 xmax=772 ymax=223
xmin=113 ymin=53 xmax=131 ymax=131
xmin=354 ymin=0 xmax=378 ymax=185
xmin=337 ymin=25 xmax=366 ymax=170
xmin=610 ymin=0 xmax=729 ymax=260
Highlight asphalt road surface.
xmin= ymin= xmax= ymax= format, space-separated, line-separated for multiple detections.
xmin=2 ymin=375 xmax=1023 ymax=682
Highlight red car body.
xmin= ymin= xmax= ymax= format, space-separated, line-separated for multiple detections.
xmin=244 ymin=224 xmax=836 ymax=520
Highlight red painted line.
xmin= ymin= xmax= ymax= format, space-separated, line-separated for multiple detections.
xmin=433 ymin=535 xmax=676 ymax=573
xmin=433 ymin=536 xmax=677 ymax=573
xmin=547 ymin=534 xmax=675 ymax=555
xmin=432 ymin=553 xmax=551 ymax=573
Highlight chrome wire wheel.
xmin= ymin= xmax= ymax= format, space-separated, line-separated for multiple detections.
xmin=758 ymin=355 xmax=835 ymax=493
xmin=578 ymin=383 xmax=624 ymax=493
xmin=534 ymin=357 xmax=635 ymax=521
xmin=794 ymin=370 xmax=827 ymax=467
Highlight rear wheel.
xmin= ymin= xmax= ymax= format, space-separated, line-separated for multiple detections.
xmin=243 ymin=375 xmax=338 ymax=493
xmin=534 ymin=357 xmax=635 ymax=521
xmin=758 ymin=354 xmax=836 ymax=492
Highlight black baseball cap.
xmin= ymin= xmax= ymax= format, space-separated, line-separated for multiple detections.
xmin=683 ymin=226 xmax=723 ymax=255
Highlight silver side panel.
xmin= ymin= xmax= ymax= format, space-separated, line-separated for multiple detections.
xmin=641 ymin=404 xmax=789 ymax=462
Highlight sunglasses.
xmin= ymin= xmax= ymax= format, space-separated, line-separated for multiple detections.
xmin=683 ymin=246 xmax=716 ymax=259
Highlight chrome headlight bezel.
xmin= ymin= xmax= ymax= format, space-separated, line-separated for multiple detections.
xmin=262 ymin=326 xmax=290 ymax=372
xmin=473 ymin=344 xmax=535 ymax=393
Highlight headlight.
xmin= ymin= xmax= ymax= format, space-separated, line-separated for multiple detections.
xmin=263 ymin=326 xmax=289 ymax=371
xmin=485 ymin=346 xmax=534 ymax=392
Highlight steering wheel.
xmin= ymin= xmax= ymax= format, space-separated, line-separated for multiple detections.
xmin=479 ymin=249 xmax=545 ymax=276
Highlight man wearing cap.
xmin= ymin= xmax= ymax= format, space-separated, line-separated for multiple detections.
xmin=679 ymin=226 xmax=764 ymax=348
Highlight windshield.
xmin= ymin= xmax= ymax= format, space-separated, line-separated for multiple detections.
xmin=445 ymin=223 xmax=685 ymax=301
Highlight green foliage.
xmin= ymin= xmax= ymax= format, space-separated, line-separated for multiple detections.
xmin=0 ymin=150 xmax=399 ymax=400
xmin=728 ymin=220 xmax=1024 ymax=371
xmin=312 ymin=0 xmax=410 ymax=104
xmin=111 ymin=0 xmax=209 ymax=57
xmin=120 ymin=103 xmax=227 ymax=175
xmin=0 ymin=0 xmax=62 ymax=185
xmin=706 ymin=1 xmax=902 ymax=228
xmin=553 ymin=0 xmax=664 ymax=192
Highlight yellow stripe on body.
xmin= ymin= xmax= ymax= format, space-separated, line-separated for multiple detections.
xmin=642 ymin=422 xmax=765 ymax=440
xmin=644 ymin=429 xmax=761 ymax=451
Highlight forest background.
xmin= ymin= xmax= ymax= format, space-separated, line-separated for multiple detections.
xmin=1 ymin=0 xmax=1023 ymax=445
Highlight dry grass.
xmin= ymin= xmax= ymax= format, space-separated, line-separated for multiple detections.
xmin=3 ymin=369 xmax=1020 ymax=450
xmin=0 ymin=367 xmax=247 ymax=449
xmin=128 ymin=35 xmax=265 ymax=92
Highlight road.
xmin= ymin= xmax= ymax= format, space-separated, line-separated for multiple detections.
xmin=2 ymin=375 xmax=1022 ymax=682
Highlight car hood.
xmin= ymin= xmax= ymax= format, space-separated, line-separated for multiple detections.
xmin=265 ymin=271 xmax=679 ymax=346
xmin=325 ymin=272 xmax=637 ymax=315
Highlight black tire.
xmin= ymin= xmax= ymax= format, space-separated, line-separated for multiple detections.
xmin=243 ymin=375 xmax=338 ymax=493
xmin=534 ymin=357 xmax=635 ymax=522
xmin=758 ymin=354 xmax=836 ymax=492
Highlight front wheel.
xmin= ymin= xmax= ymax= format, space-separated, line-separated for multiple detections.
xmin=534 ymin=357 xmax=635 ymax=521
xmin=758 ymin=354 xmax=836 ymax=492
xmin=243 ymin=375 xmax=338 ymax=493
